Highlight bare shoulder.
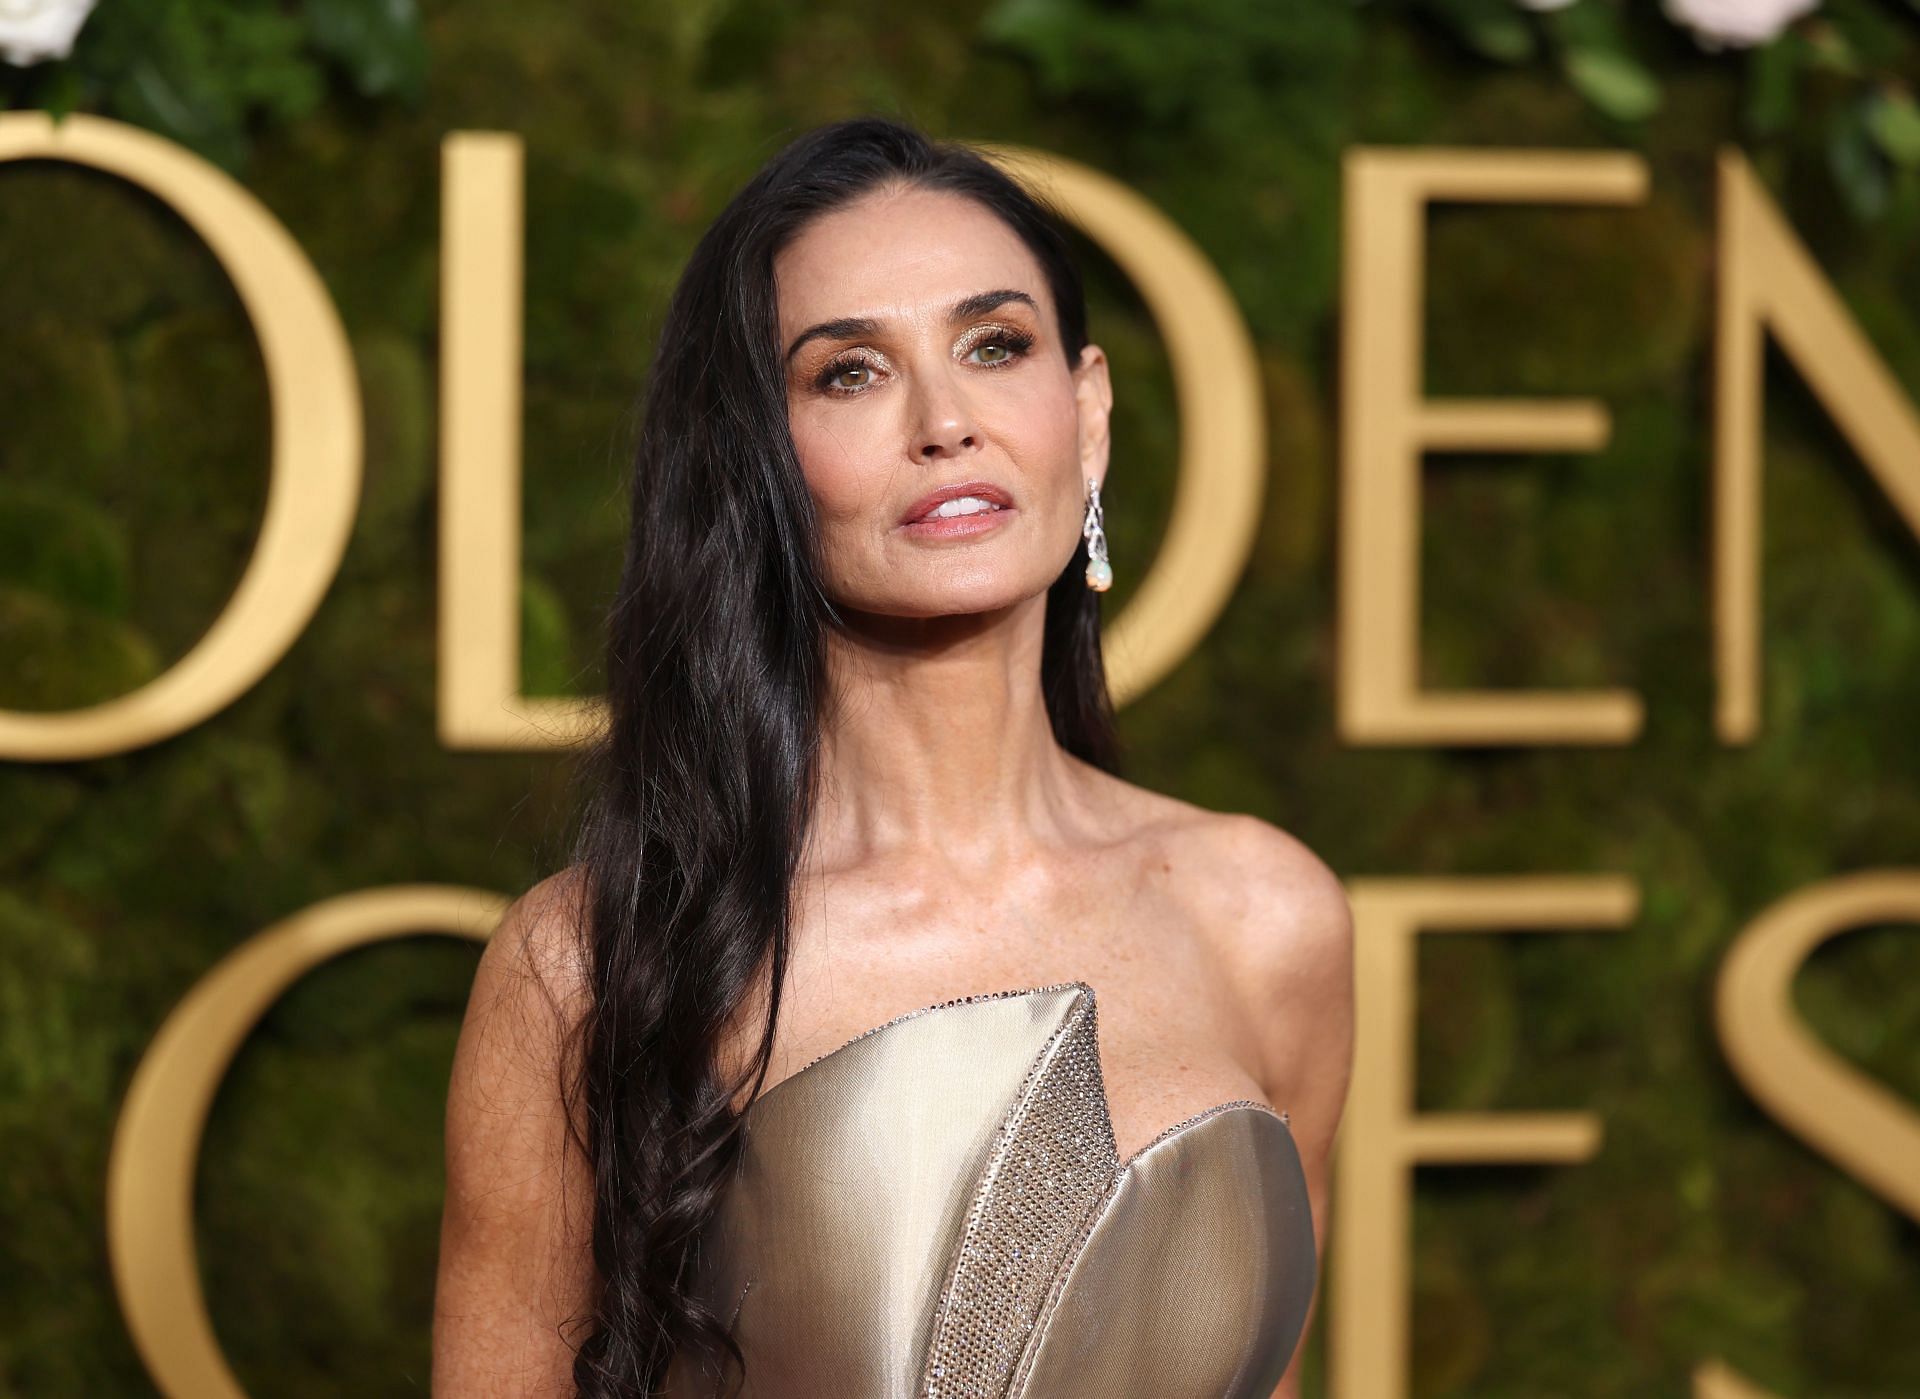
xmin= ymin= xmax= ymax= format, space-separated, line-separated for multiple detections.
xmin=1172 ymin=806 xmax=1355 ymax=1135
xmin=1200 ymin=811 xmax=1352 ymax=974
xmin=434 ymin=864 xmax=598 ymax=1396
xmin=445 ymin=859 xmax=597 ymax=1198
xmin=1089 ymin=768 xmax=1350 ymax=956
xmin=474 ymin=863 xmax=595 ymax=1028
xmin=1225 ymin=812 xmax=1352 ymax=1128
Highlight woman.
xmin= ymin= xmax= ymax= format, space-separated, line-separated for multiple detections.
xmin=433 ymin=114 xmax=1354 ymax=1399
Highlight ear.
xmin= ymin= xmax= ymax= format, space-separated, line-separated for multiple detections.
xmin=1071 ymin=342 xmax=1113 ymax=490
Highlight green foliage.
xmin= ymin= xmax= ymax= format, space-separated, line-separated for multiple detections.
xmin=2 ymin=0 xmax=427 ymax=174
xmin=1541 ymin=0 xmax=1663 ymax=120
xmin=1863 ymin=83 xmax=1920 ymax=163
xmin=1428 ymin=0 xmax=1539 ymax=63
xmin=2 ymin=0 xmax=1918 ymax=1396
xmin=1382 ymin=0 xmax=1920 ymax=221
xmin=305 ymin=0 xmax=429 ymax=99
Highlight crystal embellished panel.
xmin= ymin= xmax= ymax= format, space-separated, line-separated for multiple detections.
xmin=918 ymin=989 xmax=1119 ymax=1398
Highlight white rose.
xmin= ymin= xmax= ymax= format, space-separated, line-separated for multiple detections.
xmin=1660 ymin=0 xmax=1821 ymax=50
xmin=0 ymin=0 xmax=99 ymax=67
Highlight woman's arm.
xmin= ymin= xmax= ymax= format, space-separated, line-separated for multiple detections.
xmin=433 ymin=871 xmax=599 ymax=1397
xmin=1213 ymin=816 xmax=1357 ymax=1399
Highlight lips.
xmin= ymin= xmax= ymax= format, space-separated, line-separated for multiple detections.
xmin=900 ymin=479 xmax=1015 ymax=525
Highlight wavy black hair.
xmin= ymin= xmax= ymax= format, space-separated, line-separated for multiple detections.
xmin=557 ymin=113 xmax=1123 ymax=1396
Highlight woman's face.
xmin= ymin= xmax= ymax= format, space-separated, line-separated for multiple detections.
xmin=773 ymin=184 xmax=1111 ymax=619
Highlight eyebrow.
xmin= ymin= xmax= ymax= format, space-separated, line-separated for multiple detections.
xmin=783 ymin=288 xmax=1040 ymax=364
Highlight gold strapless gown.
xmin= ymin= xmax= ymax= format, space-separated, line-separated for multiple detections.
xmin=662 ymin=980 xmax=1318 ymax=1398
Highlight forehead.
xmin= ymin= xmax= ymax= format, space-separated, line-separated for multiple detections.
xmin=773 ymin=184 xmax=1050 ymax=333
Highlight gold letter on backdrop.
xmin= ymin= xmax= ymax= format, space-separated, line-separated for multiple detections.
xmin=1338 ymin=148 xmax=1647 ymax=746
xmin=436 ymin=131 xmax=603 ymax=751
xmin=1332 ymin=875 xmax=1638 ymax=1399
xmin=1712 ymin=149 xmax=1920 ymax=745
xmin=1697 ymin=870 xmax=1920 ymax=1399
xmin=107 ymin=886 xmax=507 ymax=1399
xmin=0 ymin=113 xmax=361 ymax=762
xmin=435 ymin=133 xmax=1266 ymax=747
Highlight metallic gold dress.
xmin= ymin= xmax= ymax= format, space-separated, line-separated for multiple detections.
xmin=662 ymin=980 xmax=1317 ymax=1398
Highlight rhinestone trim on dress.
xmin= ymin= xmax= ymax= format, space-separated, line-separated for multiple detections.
xmin=918 ymin=989 xmax=1118 ymax=1398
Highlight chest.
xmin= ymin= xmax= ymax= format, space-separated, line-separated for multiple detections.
xmin=726 ymin=848 xmax=1273 ymax=1165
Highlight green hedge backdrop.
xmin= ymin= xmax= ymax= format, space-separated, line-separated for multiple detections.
xmin=3 ymin=1 xmax=1918 ymax=1395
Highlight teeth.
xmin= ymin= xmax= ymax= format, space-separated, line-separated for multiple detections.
xmin=928 ymin=496 xmax=1001 ymax=519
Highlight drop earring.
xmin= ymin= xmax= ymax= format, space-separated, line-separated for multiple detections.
xmin=1082 ymin=476 xmax=1112 ymax=592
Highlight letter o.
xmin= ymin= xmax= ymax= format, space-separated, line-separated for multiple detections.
xmin=0 ymin=113 xmax=361 ymax=761
xmin=106 ymin=886 xmax=506 ymax=1398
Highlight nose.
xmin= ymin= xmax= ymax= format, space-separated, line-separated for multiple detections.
xmin=911 ymin=362 xmax=980 ymax=462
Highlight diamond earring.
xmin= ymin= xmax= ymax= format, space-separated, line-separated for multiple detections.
xmin=1082 ymin=476 xmax=1112 ymax=592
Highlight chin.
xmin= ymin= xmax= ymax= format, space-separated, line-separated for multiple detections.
xmin=849 ymin=579 xmax=1037 ymax=620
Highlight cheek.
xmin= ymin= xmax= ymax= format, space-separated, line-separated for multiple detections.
xmin=1035 ymin=382 xmax=1084 ymax=465
xmin=996 ymin=374 xmax=1084 ymax=484
xmin=787 ymin=405 xmax=880 ymax=526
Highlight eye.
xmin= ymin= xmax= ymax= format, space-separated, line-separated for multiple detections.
xmin=965 ymin=327 xmax=1036 ymax=368
xmin=816 ymin=353 xmax=878 ymax=395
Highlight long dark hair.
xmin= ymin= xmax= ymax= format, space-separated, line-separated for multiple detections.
xmin=558 ymin=113 xmax=1123 ymax=1396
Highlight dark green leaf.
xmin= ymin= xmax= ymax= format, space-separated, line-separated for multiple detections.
xmin=1804 ymin=18 xmax=1863 ymax=75
xmin=1538 ymin=0 xmax=1640 ymax=52
xmin=303 ymin=0 xmax=428 ymax=101
xmin=1563 ymin=44 xmax=1661 ymax=121
xmin=1828 ymin=100 xmax=1890 ymax=218
xmin=1428 ymin=0 xmax=1538 ymax=64
xmin=1863 ymin=87 xmax=1920 ymax=167
xmin=1743 ymin=33 xmax=1800 ymax=137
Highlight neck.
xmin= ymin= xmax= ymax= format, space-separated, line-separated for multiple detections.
xmin=810 ymin=593 xmax=1084 ymax=868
